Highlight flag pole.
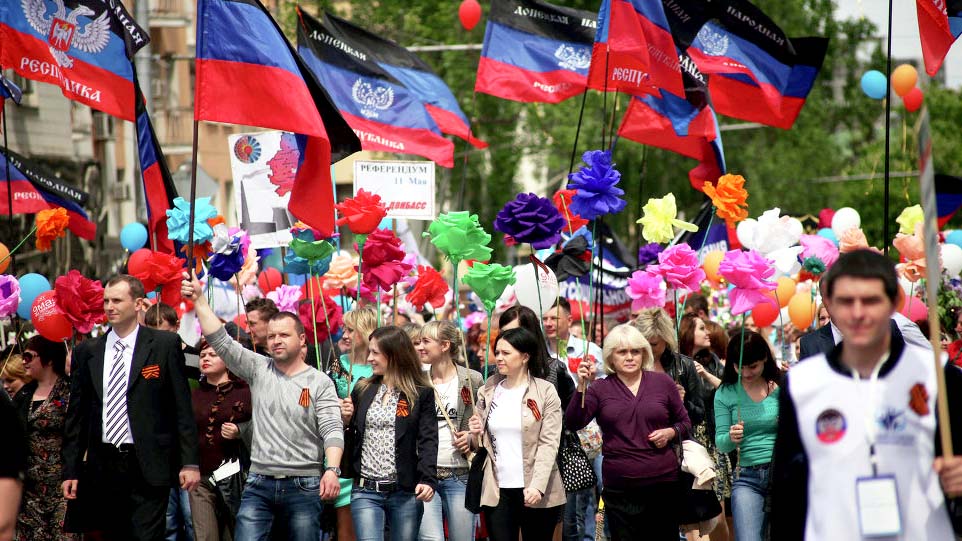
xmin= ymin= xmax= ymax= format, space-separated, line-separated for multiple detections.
xmin=2 ymin=98 xmax=15 ymax=276
xmin=882 ymin=0 xmax=893 ymax=255
xmin=186 ymin=120 xmax=200 ymax=272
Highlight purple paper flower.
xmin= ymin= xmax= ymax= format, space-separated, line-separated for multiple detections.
xmin=799 ymin=234 xmax=839 ymax=269
xmin=0 ymin=275 xmax=20 ymax=318
xmin=209 ymin=235 xmax=246 ymax=281
xmin=494 ymin=193 xmax=566 ymax=249
xmin=648 ymin=243 xmax=705 ymax=293
xmin=718 ymin=249 xmax=776 ymax=315
xmin=626 ymin=270 xmax=667 ymax=310
xmin=267 ymin=285 xmax=303 ymax=313
xmin=567 ymin=150 xmax=626 ymax=220
xmin=638 ymin=242 xmax=664 ymax=266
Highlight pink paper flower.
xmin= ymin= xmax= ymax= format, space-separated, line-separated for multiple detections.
xmin=799 ymin=234 xmax=839 ymax=269
xmin=0 ymin=275 xmax=20 ymax=319
xmin=718 ymin=249 xmax=777 ymax=315
xmin=626 ymin=270 xmax=667 ymax=310
xmin=267 ymin=285 xmax=303 ymax=313
xmin=893 ymin=224 xmax=927 ymax=282
xmin=648 ymin=243 xmax=705 ymax=293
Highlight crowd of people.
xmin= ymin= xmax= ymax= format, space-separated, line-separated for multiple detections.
xmin=2 ymin=249 xmax=962 ymax=540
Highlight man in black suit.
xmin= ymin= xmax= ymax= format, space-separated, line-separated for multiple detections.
xmin=62 ymin=275 xmax=199 ymax=540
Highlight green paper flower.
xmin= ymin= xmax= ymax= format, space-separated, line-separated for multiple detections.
xmin=290 ymin=238 xmax=335 ymax=262
xmin=424 ymin=211 xmax=492 ymax=263
xmin=802 ymin=256 xmax=827 ymax=276
xmin=463 ymin=262 xmax=516 ymax=313
xmin=896 ymin=204 xmax=924 ymax=235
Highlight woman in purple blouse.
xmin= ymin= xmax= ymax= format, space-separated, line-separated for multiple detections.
xmin=566 ymin=324 xmax=691 ymax=541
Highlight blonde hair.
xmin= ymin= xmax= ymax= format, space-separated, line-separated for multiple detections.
xmin=630 ymin=308 xmax=677 ymax=353
xmin=1 ymin=354 xmax=31 ymax=385
xmin=343 ymin=307 xmax=378 ymax=346
xmin=418 ymin=320 xmax=464 ymax=365
xmin=602 ymin=325 xmax=654 ymax=374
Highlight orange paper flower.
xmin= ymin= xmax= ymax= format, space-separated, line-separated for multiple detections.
xmin=35 ymin=207 xmax=69 ymax=252
xmin=703 ymin=174 xmax=749 ymax=225
xmin=893 ymin=224 xmax=927 ymax=282
xmin=839 ymin=228 xmax=881 ymax=254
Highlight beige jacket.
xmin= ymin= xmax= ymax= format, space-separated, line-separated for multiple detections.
xmin=474 ymin=374 xmax=566 ymax=508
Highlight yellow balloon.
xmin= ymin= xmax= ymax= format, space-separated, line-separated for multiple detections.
xmin=891 ymin=64 xmax=918 ymax=97
xmin=0 ymin=243 xmax=8 ymax=274
xmin=775 ymin=276 xmax=796 ymax=308
xmin=702 ymin=250 xmax=724 ymax=283
xmin=788 ymin=291 xmax=815 ymax=330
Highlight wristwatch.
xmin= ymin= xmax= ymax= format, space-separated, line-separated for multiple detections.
xmin=325 ymin=466 xmax=342 ymax=476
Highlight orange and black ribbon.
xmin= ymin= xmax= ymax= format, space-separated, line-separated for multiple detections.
xmin=396 ymin=398 xmax=410 ymax=418
xmin=299 ymin=388 xmax=310 ymax=408
xmin=526 ymin=398 xmax=542 ymax=421
xmin=909 ymin=383 xmax=930 ymax=416
xmin=460 ymin=386 xmax=472 ymax=406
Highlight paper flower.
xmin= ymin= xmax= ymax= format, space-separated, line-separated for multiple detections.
xmin=718 ymin=249 xmax=776 ymax=315
xmin=626 ymin=270 xmax=667 ymax=310
xmin=544 ymin=235 xmax=591 ymax=281
xmin=407 ymin=266 xmax=449 ymax=311
xmin=750 ymin=208 xmax=803 ymax=275
xmin=347 ymin=282 xmax=378 ymax=304
xmin=290 ymin=236 xmax=335 ymax=263
xmin=552 ymin=190 xmax=588 ymax=233
xmin=463 ymin=262 xmax=517 ymax=313
xmin=265 ymin=285 xmax=301 ymax=313
xmin=166 ymin=197 xmax=218 ymax=244
xmin=54 ymin=270 xmax=105 ymax=334
xmin=799 ymin=234 xmax=839 ymax=269
xmin=0 ymin=275 xmax=20 ymax=319
xmin=324 ymin=252 xmax=358 ymax=289
xmin=298 ymin=295 xmax=342 ymax=344
xmin=208 ymin=233 xmax=247 ymax=282
xmin=131 ymin=251 xmax=186 ymax=306
xmin=896 ymin=205 xmax=924 ymax=235
xmin=35 ymin=207 xmax=69 ymax=252
xmin=358 ymin=229 xmax=412 ymax=292
xmin=648 ymin=243 xmax=705 ymax=293
xmin=703 ymin=174 xmax=749 ymax=225
xmin=335 ymin=189 xmax=388 ymax=235
xmin=894 ymin=224 xmax=927 ymax=282
xmin=839 ymin=227 xmax=878 ymax=254
xmin=494 ymin=193 xmax=566 ymax=249
xmin=638 ymin=194 xmax=698 ymax=244
xmin=566 ymin=150 xmax=626 ymax=220
xmin=230 ymin=251 xmax=260 ymax=291
xmin=819 ymin=208 xmax=835 ymax=229
xmin=638 ymin=243 xmax=664 ymax=266
xmin=209 ymin=223 xmax=231 ymax=254
xmin=424 ymin=211 xmax=492 ymax=263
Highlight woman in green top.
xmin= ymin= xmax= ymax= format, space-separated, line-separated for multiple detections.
xmin=330 ymin=306 xmax=378 ymax=541
xmin=714 ymin=330 xmax=781 ymax=541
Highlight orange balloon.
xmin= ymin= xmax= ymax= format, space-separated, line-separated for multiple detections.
xmin=891 ymin=64 xmax=918 ymax=97
xmin=775 ymin=276 xmax=796 ymax=308
xmin=788 ymin=291 xmax=815 ymax=330
xmin=0 ymin=242 xmax=8 ymax=274
xmin=702 ymin=251 xmax=724 ymax=283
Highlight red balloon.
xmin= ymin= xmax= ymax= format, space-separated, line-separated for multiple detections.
xmin=750 ymin=297 xmax=780 ymax=328
xmin=233 ymin=314 xmax=250 ymax=333
xmin=903 ymin=87 xmax=924 ymax=113
xmin=258 ymin=268 xmax=283 ymax=293
xmin=127 ymin=248 xmax=152 ymax=276
xmin=459 ymin=0 xmax=482 ymax=30
xmin=31 ymin=291 xmax=73 ymax=342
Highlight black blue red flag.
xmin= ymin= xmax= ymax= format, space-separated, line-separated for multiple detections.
xmin=194 ymin=0 xmax=360 ymax=238
xmin=322 ymin=13 xmax=487 ymax=149
xmin=475 ymin=0 xmax=597 ymax=104
xmin=936 ymin=173 xmax=962 ymax=228
xmin=0 ymin=148 xmax=95 ymax=239
xmin=917 ymin=0 xmax=962 ymax=76
xmin=296 ymin=9 xmax=454 ymax=168
xmin=0 ymin=0 xmax=148 ymax=121
xmin=0 ymin=73 xmax=23 ymax=104
xmin=135 ymin=89 xmax=178 ymax=254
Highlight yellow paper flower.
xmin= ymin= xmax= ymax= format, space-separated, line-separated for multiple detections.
xmin=637 ymin=194 xmax=698 ymax=244
xmin=896 ymin=204 xmax=924 ymax=235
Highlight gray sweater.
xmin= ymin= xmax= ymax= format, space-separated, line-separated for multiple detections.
xmin=207 ymin=327 xmax=344 ymax=477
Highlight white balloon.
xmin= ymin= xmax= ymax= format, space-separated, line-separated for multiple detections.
xmin=831 ymin=207 xmax=861 ymax=237
xmin=736 ymin=219 xmax=757 ymax=249
xmin=512 ymin=263 xmax=560 ymax=315
xmin=942 ymin=244 xmax=962 ymax=277
xmin=787 ymin=218 xmax=804 ymax=241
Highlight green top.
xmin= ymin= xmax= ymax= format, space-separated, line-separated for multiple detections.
xmin=713 ymin=383 xmax=780 ymax=467
xmin=332 ymin=354 xmax=374 ymax=508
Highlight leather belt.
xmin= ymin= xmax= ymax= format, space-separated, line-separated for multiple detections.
xmin=356 ymin=477 xmax=398 ymax=493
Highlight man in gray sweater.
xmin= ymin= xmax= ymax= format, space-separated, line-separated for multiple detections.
xmin=181 ymin=272 xmax=343 ymax=540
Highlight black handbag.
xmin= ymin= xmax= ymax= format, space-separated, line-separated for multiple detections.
xmin=464 ymin=446 xmax=488 ymax=514
xmin=557 ymin=429 xmax=598 ymax=493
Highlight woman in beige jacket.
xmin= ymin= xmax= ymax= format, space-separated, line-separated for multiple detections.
xmin=468 ymin=327 xmax=566 ymax=541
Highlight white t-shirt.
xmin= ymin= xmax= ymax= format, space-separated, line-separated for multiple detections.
xmin=487 ymin=381 xmax=526 ymax=488
xmin=435 ymin=376 xmax=467 ymax=468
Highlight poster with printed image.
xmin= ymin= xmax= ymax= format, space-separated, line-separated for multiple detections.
xmin=228 ymin=130 xmax=297 ymax=249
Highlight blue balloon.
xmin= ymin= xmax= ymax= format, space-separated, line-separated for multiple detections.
xmin=146 ymin=291 xmax=157 ymax=299
xmin=947 ymin=230 xmax=962 ymax=249
xmin=377 ymin=217 xmax=394 ymax=231
xmin=120 ymin=222 xmax=148 ymax=251
xmin=817 ymin=227 xmax=838 ymax=245
xmin=861 ymin=70 xmax=887 ymax=100
xmin=17 ymin=273 xmax=51 ymax=320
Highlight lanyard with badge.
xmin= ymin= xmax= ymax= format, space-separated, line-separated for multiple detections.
xmin=850 ymin=352 xmax=903 ymax=538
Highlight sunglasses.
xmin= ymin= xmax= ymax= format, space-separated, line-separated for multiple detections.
xmin=21 ymin=352 xmax=36 ymax=363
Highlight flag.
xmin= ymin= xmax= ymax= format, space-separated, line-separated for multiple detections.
xmin=0 ymin=73 xmax=22 ymax=105
xmin=917 ymin=0 xmax=962 ymax=76
xmin=296 ymin=10 xmax=455 ymax=167
xmin=475 ymin=0 xmax=597 ymax=104
xmin=194 ymin=0 xmax=360 ymax=237
xmin=936 ymin=173 xmax=962 ymax=227
xmin=0 ymin=0 xmax=148 ymax=121
xmin=322 ymin=13 xmax=487 ymax=149
xmin=136 ymin=91 xmax=178 ymax=254
xmin=0 ymin=148 xmax=95 ymax=239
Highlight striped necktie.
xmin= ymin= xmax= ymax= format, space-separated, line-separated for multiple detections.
xmin=104 ymin=341 xmax=130 ymax=446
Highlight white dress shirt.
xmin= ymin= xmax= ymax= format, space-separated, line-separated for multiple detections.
xmin=103 ymin=326 xmax=139 ymax=444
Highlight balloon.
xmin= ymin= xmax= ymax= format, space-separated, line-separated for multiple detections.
xmin=127 ymin=248 xmax=152 ymax=276
xmin=512 ymin=263 xmax=559 ymax=314
xmin=831 ymin=207 xmax=861 ymax=237
xmin=750 ymin=296 xmax=780 ymax=328
xmin=948 ymin=230 xmax=962 ymax=249
xmin=31 ymin=291 xmax=72 ymax=341
xmin=0 ymin=243 xmax=8 ymax=274
xmin=860 ymin=70 xmax=887 ymax=100
xmin=232 ymin=314 xmax=250 ymax=333
xmin=702 ymin=251 xmax=725 ymax=283
xmin=458 ymin=0 xmax=482 ymax=30
xmin=943 ymin=244 xmax=962 ymax=277
xmin=17 ymin=273 xmax=51 ymax=320
xmin=775 ymin=277 xmax=796 ymax=308
xmin=736 ymin=219 xmax=757 ymax=249
xmin=258 ymin=268 xmax=283 ymax=293
xmin=120 ymin=222 xmax=148 ymax=251
xmin=788 ymin=291 xmax=815 ymax=330
xmin=901 ymin=295 xmax=927 ymax=322
xmin=817 ymin=228 xmax=838 ymax=245
xmin=903 ymin=87 xmax=924 ymax=113
xmin=891 ymin=64 xmax=918 ymax=97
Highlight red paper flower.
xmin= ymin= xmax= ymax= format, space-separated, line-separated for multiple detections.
xmin=406 ymin=266 xmax=449 ymax=311
xmin=54 ymin=270 xmax=106 ymax=334
xmin=297 ymin=295 xmax=342 ymax=344
xmin=36 ymin=207 xmax=69 ymax=252
xmin=553 ymin=190 xmax=588 ymax=233
xmin=132 ymin=251 xmax=186 ymax=306
xmin=357 ymin=229 xmax=412 ymax=292
xmin=335 ymin=189 xmax=388 ymax=235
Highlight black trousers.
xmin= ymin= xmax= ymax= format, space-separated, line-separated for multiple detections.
xmin=482 ymin=488 xmax=562 ymax=541
xmin=603 ymin=483 xmax=682 ymax=541
xmin=92 ymin=443 xmax=171 ymax=541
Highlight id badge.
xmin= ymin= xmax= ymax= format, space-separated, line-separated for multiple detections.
xmin=855 ymin=475 xmax=902 ymax=538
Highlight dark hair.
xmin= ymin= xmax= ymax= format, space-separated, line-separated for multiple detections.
xmin=495 ymin=327 xmax=548 ymax=379
xmin=270 ymin=311 xmax=305 ymax=335
xmin=823 ymin=249 xmax=899 ymax=303
xmin=704 ymin=320 xmax=729 ymax=362
xmin=356 ymin=326 xmax=429 ymax=405
xmin=553 ymin=297 xmax=571 ymax=315
xmin=498 ymin=305 xmax=552 ymax=374
xmin=245 ymin=297 xmax=279 ymax=319
xmin=678 ymin=313 xmax=705 ymax=357
xmin=144 ymin=302 xmax=178 ymax=329
xmin=720 ymin=330 xmax=780 ymax=386
xmin=106 ymin=274 xmax=146 ymax=300
xmin=684 ymin=293 xmax=709 ymax=316
xmin=25 ymin=335 xmax=67 ymax=378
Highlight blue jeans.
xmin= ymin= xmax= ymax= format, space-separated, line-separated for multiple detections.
xmin=166 ymin=487 xmax=194 ymax=541
xmin=563 ymin=487 xmax=592 ymax=541
xmin=731 ymin=464 xmax=770 ymax=541
xmin=234 ymin=473 xmax=322 ymax=541
xmin=351 ymin=486 xmax=423 ymax=541
xmin=419 ymin=474 xmax=476 ymax=541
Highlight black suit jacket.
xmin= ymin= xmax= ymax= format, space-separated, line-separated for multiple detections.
xmin=63 ymin=327 xmax=199 ymax=487
xmin=798 ymin=325 xmax=834 ymax=360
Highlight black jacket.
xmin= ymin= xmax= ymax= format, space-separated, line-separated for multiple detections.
xmin=659 ymin=349 xmax=705 ymax=426
xmin=798 ymin=324 xmax=834 ymax=361
xmin=343 ymin=381 xmax=438 ymax=492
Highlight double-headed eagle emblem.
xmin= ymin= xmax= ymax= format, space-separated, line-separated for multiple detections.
xmin=352 ymin=79 xmax=394 ymax=119
xmin=22 ymin=0 xmax=110 ymax=68
xmin=554 ymin=45 xmax=591 ymax=71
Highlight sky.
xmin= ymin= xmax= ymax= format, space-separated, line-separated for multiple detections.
xmin=835 ymin=0 xmax=962 ymax=88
